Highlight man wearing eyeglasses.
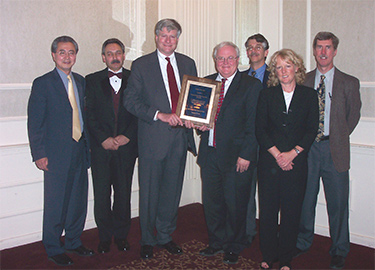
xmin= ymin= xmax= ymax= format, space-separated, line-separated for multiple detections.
xmin=197 ymin=41 xmax=263 ymax=264
xmin=243 ymin=33 xmax=270 ymax=247
xmin=28 ymin=36 xmax=94 ymax=266
xmin=244 ymin=33 xmax=270 ymax=89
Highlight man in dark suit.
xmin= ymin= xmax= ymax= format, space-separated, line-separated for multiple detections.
xmin=296 ymin=32 xmax=361 ymax=269
xmin=86 ymin=38 xmax=138 ymax=254
xmin=197 ymin=42 xmax=262 ymax=264
xmin=243 ymin=33 xmax=270 ymax=246
xmin=123 ymin=19 xmax=197 ymax=260
xmin=27 ymin=36 xmax=94 ymax=266
xmin=243 ymin=33 xmax=270 ymax=89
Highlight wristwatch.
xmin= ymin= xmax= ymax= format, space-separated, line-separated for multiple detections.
xmin=294 ymin=147 xmax=300 ymax=154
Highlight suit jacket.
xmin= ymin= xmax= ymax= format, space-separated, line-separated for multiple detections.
xmin=124 ymin=50 xmax=197 ymax=159
xmin=85 ymin=67 xmax=137 ymax=158
xmin=304 ymin=68 xmax=361 ymax=172
xmin=28 ymin=68 xmax=90 ymax=172
xmin=256 ymin=84 xmax=319 ymax=168
xmin=243 ymin=65 xmax=270 ymax=89
xmin=197 ymin=71 xmax=262 ymax=171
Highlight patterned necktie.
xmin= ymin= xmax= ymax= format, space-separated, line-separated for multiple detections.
xmin=67 ymin=75 xmax=82 ymax=142
xmin=251 ymin=71 xmax=256 ymax=77
xmin=166 ymin=57 xmax=179 ymax=113
xmin=213 ymin=78 xmax=227 ymax=148
xmin=316 ymin=75 xmax=326 ymax=142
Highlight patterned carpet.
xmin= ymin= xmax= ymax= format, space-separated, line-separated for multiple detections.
xmin=109 ymin=239 xmax=259 ymax=270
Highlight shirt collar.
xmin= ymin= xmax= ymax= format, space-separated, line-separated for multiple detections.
xmin=217 ymin=70 xmax=237 ymax=85
xmin=316 ymin=66 xmax=335 ymax=82
xmin=108 ymin=68 xmax=122 ymax=74
xmin=157 ymin=49 xmax=176 ymax=61
xmin=249 ymin=63 xmax=267 ymax=74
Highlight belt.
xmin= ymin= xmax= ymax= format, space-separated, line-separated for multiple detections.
xmin=320 ymin=136 xmax=330 ymax=141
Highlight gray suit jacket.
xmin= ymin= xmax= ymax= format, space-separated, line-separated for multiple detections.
xmin=304 ymin=68 xmax=361 ymax=172
xmin=124 ymin=50 xmax=197 ymax=159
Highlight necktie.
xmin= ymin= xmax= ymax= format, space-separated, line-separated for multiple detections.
xmin=166 ymin=57 xmax=179 ymax=113
xmin=67 ymin=75 xmax=82 ymax=142
xmin=251 ymin=71 xmax=256 ymax=77
xmin=316 ymin=75 xmax=326 ymax=142
xmin=108 ymin=71 xmax=122 ymax=79
xmin=213 ymin=78 xmax=227 ymax=148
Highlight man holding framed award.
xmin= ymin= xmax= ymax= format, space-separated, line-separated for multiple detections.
xmin=196 ymin=41 xmax=263 ymax=264
xmin=123 ymin=18 xmax=197 ymax=260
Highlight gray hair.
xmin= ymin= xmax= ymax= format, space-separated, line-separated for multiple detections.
xmin=212 ymin=41 xmax=240 ymax=59
xmin=51 ymin=36 xmax=78 ymax=53
xmin=154 ymin=18 xmax=182 ymax=38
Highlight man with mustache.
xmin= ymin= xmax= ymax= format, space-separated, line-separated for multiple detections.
xmin=86 ymin=38 xmax=138 ymax=254
xmin=295 ymin=32 xmax=361 ymax=269
xmin=242 ymin=33 xmax=270 ymax=246
xmin=243 ymin=33 xmax=270 ymax=89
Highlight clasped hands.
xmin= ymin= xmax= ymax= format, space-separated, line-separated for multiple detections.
xmin=102 ymin=135 xmax=130 ymax=151
xmin=275 ymin=150 xmax=296 ymax=171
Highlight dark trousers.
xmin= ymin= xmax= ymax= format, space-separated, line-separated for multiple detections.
xmin=138 ymin=130 xmax=188 ymax=246
xmin=201 ymin=147 xmax=253 ymax=254
xmin=297 ymin=140 xmax=350 ymax=257
xmin=91 ymin=148 xmax=136 ymax=242
xmin=43 ymin=139 xmax=88 ymax=257
xmin=258 ymin=156 xmax=307 ymax=265
xmin=246 ymin=167 xmax=258 ymax=241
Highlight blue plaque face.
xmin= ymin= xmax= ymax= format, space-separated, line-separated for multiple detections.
xmin=184 ymin=84 xmax=212 ymax=119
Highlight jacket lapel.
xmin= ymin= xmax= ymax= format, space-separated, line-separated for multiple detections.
xmin=220 ymin=71 xmax=241 ymax=112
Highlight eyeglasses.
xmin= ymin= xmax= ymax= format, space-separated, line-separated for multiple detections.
xmin=246 ymin=45 xmax=264 ymax=51
xmin=215 ymin=56 xmax=239 ymax=63
xmin=57 ymin=50 xmax=76 ymax=57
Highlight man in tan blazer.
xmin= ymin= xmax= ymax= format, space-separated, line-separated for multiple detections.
xmin=296 ymin=32 xmax=361 ymax=269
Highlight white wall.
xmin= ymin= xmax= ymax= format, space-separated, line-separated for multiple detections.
xmin=1 ymin=0 xmax=374 ymax=250
xmin=258 ymin=0 xmax=375 ymax=248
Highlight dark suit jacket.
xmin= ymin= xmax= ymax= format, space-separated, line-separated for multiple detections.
xmin=197 ymin=71 xmax=262 ymax=171
xmin=28 ymin=68 xmax=90 ymax=172
xmin=124 ymin=50 xmax=197 ymax=159
xmin=85 ymin=67 xmax=137 ymax=158
xmin=304 ymin=68 xmax=361 ymax=172
xmin=255 ymin=84 xmax=319 ymax=168
xmin=243 ymin=65 xmax=270 ymax=89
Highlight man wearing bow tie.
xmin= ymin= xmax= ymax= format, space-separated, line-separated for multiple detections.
xmin=85 ymin=38 xmax=138 ymax=254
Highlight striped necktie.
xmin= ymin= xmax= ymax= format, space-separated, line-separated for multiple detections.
xmin=213 ymin=78 xmax=226 ymax=147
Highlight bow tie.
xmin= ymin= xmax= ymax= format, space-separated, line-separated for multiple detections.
xmin=108 ymin=71 xmax=122 ymax=79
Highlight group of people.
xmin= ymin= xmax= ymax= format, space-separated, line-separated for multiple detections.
xmin=27 ymin=18 xmax=361 ymax=270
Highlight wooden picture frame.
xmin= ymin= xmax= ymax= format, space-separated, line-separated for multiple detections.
xmin=176 ymin=75 xmax=221 ymax=129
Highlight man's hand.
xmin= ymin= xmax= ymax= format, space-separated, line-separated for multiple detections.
xmin=102 ymin=137 xmax=119 ymax=151
xmin=236 ymin=157 xmax=250 ymax=173
xmin=157 ymin=112 xmax=183 ymax=127
xmin=184 ymin=120 xmax=210 ymax=132
xmin=35 ymin=157 xmax=48 ymax=171
xmin=114 ymin=135 xmax=130 ymax=146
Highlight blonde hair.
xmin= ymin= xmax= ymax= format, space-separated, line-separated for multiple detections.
xmin=267 ymin=49 xmax=306 ymax=87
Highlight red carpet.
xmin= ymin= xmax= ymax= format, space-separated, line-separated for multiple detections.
xmin=1 ymin=203 xmax=374 ymax=269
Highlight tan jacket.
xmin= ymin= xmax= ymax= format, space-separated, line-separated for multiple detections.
xmin=304 ymin=68 xmax=361 ymax=172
